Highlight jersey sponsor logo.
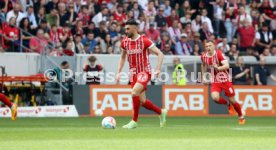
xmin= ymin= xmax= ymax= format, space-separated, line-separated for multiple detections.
xmin=234 ymin=86 xmax=276 ymax=116
xmin=90 ymin=85 xmax=133 ymax=116
xmin=127 ymin=49 xmax=143 ymax=54
xmin=163 ymin=85 xmax=208 ymax=116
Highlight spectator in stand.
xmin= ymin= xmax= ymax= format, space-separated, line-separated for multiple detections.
xmin=224 ymin=0 xmax=239 ymax=43
xmin=24 ymin=6 xmax=38 ymax=29
xmin=19 ymin=18 xmax=35 ymax=51
xmin=259 ymin=0 xmax=274 ymax=22
xmin=201 ymin=8 xmax=214 ymax=34
xmin=109 ymin=22 xmax=118 ymax=40
xmin=232 ymin=56 xmax=250 ymax=85
xmin=180 ymin=13 xmax=192 ymax=25
xmin=35 ymin=7 xmax=46 ymax=25
xmin=113 ymin=4 xmax=126 ymax=26
xmin=93 ymin=21 xmax=107 ymax=40
xmin=255 ymin=22 xmax=273 ymax=54
xmin=188 ymin=32 xmax=204 ymax=54
xmin=237 ymin=19 xmax=255 ymax=53
xmin=254 ymin=57 xmax=276 ymax=85
xmin=93 ymin=45 xmax=102 ymax=54
xmin=175 ymin=33 xmax=193 ymax=55
xmin=84 ymin=22 xmax=95 ymax=35
xmin=100 ymin=34 xmax=112 ymax=53
xmin=107 ymin=0 xmax=117 ymax=10
xmin=260 ymin=48 xmax=272 ymax=57
xmin=58 ymin=23 xmax=73 ymax=44
xmin=49 ymin=25 xmax=59 ymax=46
xmin=71 ymin=20 xmax=84 ymax=37
xmin=78 ymin=5 xmax=90 ymax=28
xmin=145 ymin=23 xmax=160 ymax=44
xmin=74 ymin=34 xmax=84 ymax=54
xmin=46 ymin=8 xmax=60 ymax=27
xmin=6 ymin=3 xmax=24 ymax=26
xmin=92 ymin=7 xmax=108 ymax=28
xmin=29 ymin=29 xmax=48 ymax=53
xmin=132 ymin=2 xmax=142 ymax=20
xmin=155 ymin=7 xmax=167 ymax=28
xmin=199 ymin=22 xmax=213 ymax=42
xmin=168 ymin=20 xmax=181 ymax=45
xmin=163 ymin=0 xmax=172 ymax=17
xmin=192 ymin=44 xmax=201 ymax=56
xmin=3 ymin=17 xmax=20 ymax=52
xmin=58 ymin=2 xmax=73 ymax=27
xmin=191 ymin=14 xmax=202 ymax=33
xmin=83 ymin=55 xmax=103 ymax=85
xmin=236 ymin=5 xmax=252 ymax=28
xmin=45 ymin=0 xmax=59 ymax=14
xmin=182 ymin=0 xmax=196 ymax=17
xmin=271 ymin=45 xmax=276 ymax=55
xmin=82 ymin=32 xmax=97 ymax=54
xmin=144 ymin=1 xmax=156 ymax=21
xmin=216 ymin=37 xmax=228 ymax=51
xmin=226 ymin=44 xmax=239 ymax=61
xmin=212 ymin=0 xmax=225 ymax=37
xmin=166 ymin=10 xmax=179 ymax=27
xmin=62 ymin=41 xmax=75 ymax=56
xmin=156 ymin=33 xmax=172 ymax=52
xmin=39 ymin=19 xmax=51 ymax=34
xmin=162 ymin=44 xmax=173 ymax=55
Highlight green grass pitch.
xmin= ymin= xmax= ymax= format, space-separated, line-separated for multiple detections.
xmin=0 ymin=117 xmax=276 ymax=150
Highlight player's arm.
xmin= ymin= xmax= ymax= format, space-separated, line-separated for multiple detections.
xmin=270 ymin=74 xmax=276 ymax=82
xmin=214 ymin=60 xmax=229 ymax=71
xmin=116 ymin=49 xmax=127 ymax=82
xmin=255 ymin=73 xmax=262 ymax=85
xmin=149 ymin=45 xmax=164 ymax=77
xmin=234 ymin=68 xmax=250 ymax=79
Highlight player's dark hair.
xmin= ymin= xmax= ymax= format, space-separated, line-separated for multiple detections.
xmin=125 ymin=19 xmax=139 ymax=26
xmin=88 ymin=55 xmax=97 ymax=62
xmin=61 ymin=61 xmax=69 ymax=66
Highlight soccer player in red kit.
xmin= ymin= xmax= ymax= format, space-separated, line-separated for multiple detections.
xmin=0 ymin=93 xmax=18 ymax=120
xmin=116 ymin=19 xmax=167 ymax=129
xmin=201 ymin=41 xmax=245 ymax=125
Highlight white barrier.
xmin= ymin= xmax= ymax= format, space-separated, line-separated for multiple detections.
xmin=0 ymin=105 xmax=79 ymax=118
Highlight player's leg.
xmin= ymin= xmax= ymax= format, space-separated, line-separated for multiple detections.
xmin=122 ymin=82 xmax=144 ymax=129
xmin=140 ymin=91 xmax=167 ymax=127
xmin=140 ymin=91 xmax=161 ymax=115
xmin=211 ymin=83 xmax=234 ymax=115
xmin=223 ymin=83 xmax=245 ymax=125
xmin=211 ymin=83 xmax=228 ymax=104
xmin=0 ymin=93 xmax=18 ymax=121
xmin=228 ymin=96 xmax=245 ymax=124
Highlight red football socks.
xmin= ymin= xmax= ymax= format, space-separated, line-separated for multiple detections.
xmin=232 ymin=102 xmax=243 ymax=117
xmin=0 ymin=93 xmax=12 ymax=108
xmin=142 ymin=99 xmax=161 ymax=115
xmin=215 ymin=97 xmax=228 ymax=105
xmin=132 ymin=96 xmax=140 ymax=122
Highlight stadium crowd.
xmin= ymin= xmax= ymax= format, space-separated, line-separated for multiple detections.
xmin=0 ymin=0 xmax=275 ymax=58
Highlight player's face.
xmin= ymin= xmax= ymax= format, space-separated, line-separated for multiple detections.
xmin=125 ymin=25 xmax=137 ymax=38
xmin=205 ymin=42 xmax=214 ymax=54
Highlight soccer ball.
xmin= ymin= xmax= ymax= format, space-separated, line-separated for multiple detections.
xmin=94 ymin=109 xmax=103 ymax=116
xmin=102 ymin=116 xmax=116 ymax=129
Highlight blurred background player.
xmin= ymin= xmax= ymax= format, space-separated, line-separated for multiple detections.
xmin=201 ymin=41 xmax=245 ymax=125
xmin=83 ymin=55 xmax=103 ymax=85
xmin=116 ymin=19 xmax=167 ymax=129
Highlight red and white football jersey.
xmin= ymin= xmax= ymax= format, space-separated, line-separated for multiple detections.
xmin=201 ymin=50 xmax=231 ymax=83
xmin=121 ymin=35 xmax=154 ymax=75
